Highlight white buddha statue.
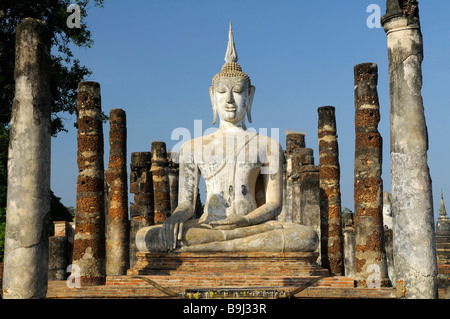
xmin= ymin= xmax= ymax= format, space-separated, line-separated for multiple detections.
xmin=136 ymin=23 xmax=318 ymax=253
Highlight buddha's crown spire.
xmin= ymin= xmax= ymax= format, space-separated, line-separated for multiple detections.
xmin=225 ymin=21 xmax=238 ymax=63
xmin=211 ymin=22 xmax=252 ymax=93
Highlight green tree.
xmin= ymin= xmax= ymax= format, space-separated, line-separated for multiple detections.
xmin=0 ymin=0 xmax=105 ymax=135
xmin=0 ymin=0 xmax=104 ymax=261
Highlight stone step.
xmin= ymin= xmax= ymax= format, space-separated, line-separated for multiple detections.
xmin=46 ymin=278 xmax=397 ymax=299
xmin=106 ymin=275 xmax=355 ymax=289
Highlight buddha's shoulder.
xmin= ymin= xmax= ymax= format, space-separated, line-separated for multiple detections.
xmin=179 ymin=131 xmax=282 ymax=150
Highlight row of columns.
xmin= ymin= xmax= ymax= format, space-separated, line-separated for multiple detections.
xmin=70 ymin=82 xmax=180 ymax=284
xmin=2 ymin=2 xmax=439 ymax=298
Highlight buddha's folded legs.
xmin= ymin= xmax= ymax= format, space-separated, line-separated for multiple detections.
xmin=136 ymin=220 xmax=318 ymax=253
xmin=179 ymin=221 xmax=318 ymax=252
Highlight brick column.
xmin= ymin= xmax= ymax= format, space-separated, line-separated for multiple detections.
xmin=151 ymin=142 xmax=171 ymax=224
xmin=2 ymin=18 xmax=51 ymax=299
xmin=317 ymin=106 xmax=344 ymax=275
xmin=106 ymin=108 xmax=129 ymax=276
xmin=286 ymin=132 xmax=306 ymax=153
xmin=129 ymin=152 xmax=153 ymax=268
xmin=353 ymin=63 xmax=390 ymax=287
xmin=71 ymin=81 xmax=106 ymax=286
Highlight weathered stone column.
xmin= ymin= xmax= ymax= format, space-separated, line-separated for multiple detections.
xmin=342 ymin=213 xmax=355 ymax=279
xmin=71 ymin=81 xmax=106 ymax=286
xmin=106 ymin=108 xmax=129 ymax=276
xmin=168 ymin=152 xmax=179 ymax=214
xmin=279 ymin=133 xmax=304 ymax=222
xmin=317 ymin=106 xmax=344 ymax=275
xmin=299 ymin=162 xmax=321 ymax=264
xmin=2 ymin=18 xmax=51 ymax=299
xmin=382 ymin=0 xmax=437 ymax=298
xmin=353 ymin=62 xmax=390 ymax=287
xmin=49 ymin=222 xmax=72 ymax=281
xmin=286 ymin=132 xmax=306 ymax=153
xmin=151 ymin=141 xmax=171 ymax=224
xmin=382 ymin=191 xmax=393 ymax=230
xmin=129 ymin=152 xmax=153 ymax=268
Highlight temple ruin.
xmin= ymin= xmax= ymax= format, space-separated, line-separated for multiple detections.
xmin=1 ymin=1 xmax=449 ymax=300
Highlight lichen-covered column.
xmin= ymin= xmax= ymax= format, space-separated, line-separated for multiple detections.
xmin=168 ymin=152 xmax=179 ymax=214
xmin=129 ymin=152 xmax=153 ymax=268
xmin=342 ymin=213 xmax=355 ymax=279
xmin=299 ymin=162 xmax=321 ymax=263
xmin=71 ymin=81 xmax=106 ymax=286
xmin=286 ymin=132 xmax=306 ymax=153
xmin=279 ymin=133 xmax=305 ymax=222
xmin=151 ymin=142 xmax=171 ymax=224
xmin=317 ymin=106 xmax=344 ymax=275
xmin=353 ymin=63 xmax=390 ymax=287
xmin=2 ymin=18 xmax=51 ymax=299
xmin=382 ymin=0 xmax=437 ymax=298
xmin=299 ymin=164 xmax=320 ymax=228
xmin=106 ymin=108 xmax=129 ymax=276
xmin=48 ymin=222 xmax=71 ymax=281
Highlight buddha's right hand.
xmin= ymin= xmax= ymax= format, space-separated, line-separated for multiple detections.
xmin=159 ymin=210 xmax=189 ymax=251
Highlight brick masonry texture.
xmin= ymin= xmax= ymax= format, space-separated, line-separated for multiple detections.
xmin=71 ymin=81 xmax=106 ymax=286
xmin=353 ymin=63 xmax=390 ymax=287
xmin=317 ymin=106 xmax=344 ymax=275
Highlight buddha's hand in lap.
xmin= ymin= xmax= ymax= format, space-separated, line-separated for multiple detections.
xmin=160 ymin=211 xmax=189 ymax=251
xmin=201 ymin=215 xmax=250 ymax=230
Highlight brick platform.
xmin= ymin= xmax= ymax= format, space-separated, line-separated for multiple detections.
xmin=127 ymin=252 xmax=329 ymax=277
xmin=46 ymin=277 xmax=398 ymax=299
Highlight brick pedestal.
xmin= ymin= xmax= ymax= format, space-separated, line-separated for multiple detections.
xmin=128 ymin=252 xmax=329 ymax=277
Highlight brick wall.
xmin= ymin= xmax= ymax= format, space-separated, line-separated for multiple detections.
xmin=128 ymin=252 xmax=329 ymax=277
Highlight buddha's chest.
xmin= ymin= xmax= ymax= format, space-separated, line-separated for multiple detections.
xmin=199 ymin=162 xmax=261 ymax=223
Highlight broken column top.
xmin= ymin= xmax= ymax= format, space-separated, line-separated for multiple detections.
xmin=131 ymin=152 xmax=151 ymax=170
xmin=317 ymin=106 xmax=337 ymax=132
xmin=15 ymin=18 xmax=51 ymax=80
xmin=354 ymin=63 xmax=378 ymax=82
xmin=151 ymin=141 xmax=168 ymax=164
xmin=77 ymin=81 xmax=101 ymax=98
xmin=286 ymin=132 xmax=306 ymax=153
xmin=382 ymin=0 xmax=420 ymax=25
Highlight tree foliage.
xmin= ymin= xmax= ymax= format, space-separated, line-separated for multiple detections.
xmin=0 ymin=0 xmax=104 ymax=261
xmin=0 ymin=0 xmax=105 ymax=136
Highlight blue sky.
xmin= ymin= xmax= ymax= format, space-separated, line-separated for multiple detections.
xmin=51 ymin=0 xmax=450 ymax=222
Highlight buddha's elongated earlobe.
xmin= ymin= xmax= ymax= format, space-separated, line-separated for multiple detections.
xmin=212 ymin=108 xmax=217 ymax=125
xmin=247 ymin=85 xmax=255 ymax=123
xmin=209 ymin=87 xmax=217 ymax=125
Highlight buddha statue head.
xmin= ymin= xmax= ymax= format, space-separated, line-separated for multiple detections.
xmin=210 ymin=22 xmax=256 ymax=127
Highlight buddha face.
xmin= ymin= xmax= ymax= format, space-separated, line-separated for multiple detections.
xmin=210 ymin=76 xmax=255 ymax=126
